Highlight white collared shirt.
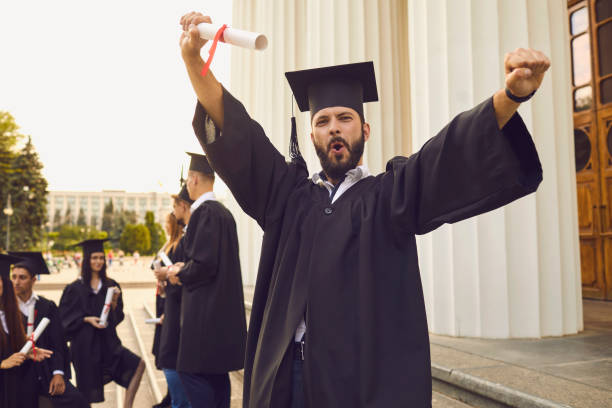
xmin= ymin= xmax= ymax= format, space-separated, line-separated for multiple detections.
xmin=294 ymin=165 xmax=371 ymax=342
xmin=17 ymin=292 xmax=64 ymax=376
xmin=18 ymin=292 xmax=39 ymax=317
xmin=190 ymin=191 xmax=216 ymax=212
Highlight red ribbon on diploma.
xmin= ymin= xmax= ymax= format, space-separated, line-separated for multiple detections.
xmin=29 ymin=333 xmax=36 ymax=359
xmin=201 ymin=24 xmax=228 ymax=77
xmin=30 ymin=310 xmax=37 ymax=359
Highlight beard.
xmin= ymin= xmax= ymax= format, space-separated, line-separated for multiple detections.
xmin=314 ymin=130 xmax=365 ymax=181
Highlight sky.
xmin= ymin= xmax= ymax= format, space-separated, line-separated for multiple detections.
xmin=0 ymin=0 xmax=233 ymax=194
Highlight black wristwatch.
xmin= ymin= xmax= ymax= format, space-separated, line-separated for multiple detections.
xmin=505 ymin=88 xmax=536 ymax=103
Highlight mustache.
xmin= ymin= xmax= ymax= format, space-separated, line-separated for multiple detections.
xmin=327 ymin=136 xmax=351 ymax=153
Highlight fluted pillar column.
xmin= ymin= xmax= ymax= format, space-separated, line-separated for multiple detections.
xmin=409 ymin=0 xmax=582 ymax=338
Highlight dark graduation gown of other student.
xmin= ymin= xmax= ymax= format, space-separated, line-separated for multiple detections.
xmin=157 ymin=239 xmax=184 ymax=370
xmin=18 ymin=296 xmax=88 ymax=408
xmin=0 ymin=333 xmax=21 ymax=408
xmin=58 ymin=278 xmax=140 ymax=403
xmin=175 ymin=198 xmax=247 ymax=374
xmin=192 ymin=88 xmax=543 ymax=407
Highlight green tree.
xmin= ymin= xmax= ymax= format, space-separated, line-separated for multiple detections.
xmin=101 ymin=199 xmax=114 ymax=233
xmin=52 ymin=209 xmax=62 ymax=232
xmin=0 ymin=113 xmax=48 ymax=251
xmin=144 ymin=211 xmax=166 ymax=255
xmin=76 ymin=208 xmax=87 ymax=226
xmin=119 ymin=224 xmax=151 ymax=254
xmin=112 ymin=209 xmax=137 ymax=240
xmin=9 ymin=137 xmax=49 ymax=250
xmin=63 ymin=206 xmax=74 ymax=226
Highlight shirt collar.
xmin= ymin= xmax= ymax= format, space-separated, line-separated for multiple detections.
xmin=311 ymin=165 xmax=370 ymax=187
xmin=190 ymin=191 xmax=216 ymax=212
xmin=18 ymin=292 xmax=39 ymax=308
xmin=18 ymin=292 xmax=39 ymax=316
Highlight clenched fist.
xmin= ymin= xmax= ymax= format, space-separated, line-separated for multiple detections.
xmin=180 ymin=12 xmax=211 ymax=62
xmin=504 ymin=48 xmax=550 ymax=98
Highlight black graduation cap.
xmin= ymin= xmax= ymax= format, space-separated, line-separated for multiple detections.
xmin=73 ymin=239 xmax=108 ymax=255
xmin=172 ymin=184 xmax=194 ymax=205
xmin=285 ymin=61 xmax=378 ymax=121
xmin=187 ymin=152 xmax=214 ymax=175
xmin=9 ymin=251 xmax=50 ymax=275
xmin=0 ymin=253 xmax=24 ymax=278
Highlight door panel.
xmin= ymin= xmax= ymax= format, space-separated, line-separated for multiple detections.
xmin=597 ymin=108 xmax=612 ymax=299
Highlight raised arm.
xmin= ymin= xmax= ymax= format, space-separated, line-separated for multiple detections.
xmin=385 ymin=48 xmax=549 ymax=234
xmin=180 ymin=12 xmax=224 ymax=130
xmin=179 ymin=12 xmax=307 ymax=228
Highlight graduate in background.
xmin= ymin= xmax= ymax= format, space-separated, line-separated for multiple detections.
xmin=166 ymin=154 xmax=246 ymax=408
xmin=179 ymin=11 xmax=548 ymax=407
xmin=151 ymin=211 xmax=187 ymax=408
xmin=58 ymin=240 xmax=145 ymax=407
xmin=10 ymin=251 xmax=89 ymax=408
xmin=0 ymin=254 xmax=52 ymax=408
xmin=154 ymin=186 xmax=193 ymax=408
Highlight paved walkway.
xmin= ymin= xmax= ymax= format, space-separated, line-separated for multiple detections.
xmin=430 ymin=299 xmax=612 ymax=407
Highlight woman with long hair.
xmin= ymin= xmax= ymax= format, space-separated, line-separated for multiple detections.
xmin=58 ymin=240 xmax=145 ymax=408
xmin=153 ymin=192 xmax=192 ymax=408
xmin=1 ymin=254 xmax=52 ymax=407
xmin=151 ymin=212 xmax=184 ymax=408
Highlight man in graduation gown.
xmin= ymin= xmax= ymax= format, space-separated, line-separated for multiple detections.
xmin=178 ymin=12 xmax=549 ymax=408
xmin=9 ymin=251 xmax=89 ymax=408
xmin=166 ymin=153 xmax=247 ymax=407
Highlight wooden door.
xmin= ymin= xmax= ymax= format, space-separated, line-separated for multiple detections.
xmin=569 ymin=0 xmax=612 ymax=299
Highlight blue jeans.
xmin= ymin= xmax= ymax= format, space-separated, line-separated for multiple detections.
xmin=178 ymin=371 xmax=230 ymax=408
xmin=291 ymin=353 xmax=305 ymax=408
xmin=163 ymin=369 xmax=191 ymax=408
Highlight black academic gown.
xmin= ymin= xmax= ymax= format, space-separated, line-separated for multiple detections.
xmin=58 ymin=278 xmax=140 ymax=403
xmin=175 ymin=200 xmax=247 ymax=374
xmin=192 ymin=89 xmax=543 ymax=407
xmin=0 ymin=340 xmax=20 ymax=408
xmin=152 ymin=293 xmax=164 ymax=369
xmin=158 ymin=240 xmax=184 ymax=371
xmin=18 ymin=296 xmax=89 ymax=408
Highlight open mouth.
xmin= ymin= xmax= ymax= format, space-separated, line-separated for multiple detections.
xmin=330 ymin=141 xmax=346 ymax=153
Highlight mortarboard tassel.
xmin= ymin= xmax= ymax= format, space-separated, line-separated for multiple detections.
xmin=289 ymin=97 xmax=307 ymax=170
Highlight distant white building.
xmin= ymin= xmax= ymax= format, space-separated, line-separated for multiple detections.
xmin=47 ymin=190 xmax=173 ymax=228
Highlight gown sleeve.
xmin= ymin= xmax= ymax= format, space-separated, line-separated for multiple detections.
xmin=58 ymin=282 xmax=85 ymax=340
xmin=192 ymin=87 xmax=306 ymax=229
xmin=107 ymin=281 xmax=125 ymax=328
xmin=382 ymin=96 xmax=542 ymax=235
xmin=45 ymin=301 xmax=66 ymax=374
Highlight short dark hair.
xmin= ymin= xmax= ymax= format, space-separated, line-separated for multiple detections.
xmin=13 ymin=263 xmax=35 ymax=278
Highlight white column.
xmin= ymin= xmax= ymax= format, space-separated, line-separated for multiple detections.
xmin=409 ymin=0 xmax=582 ymax=338
xmin=230 ymin=0 xmax=411 ymax=285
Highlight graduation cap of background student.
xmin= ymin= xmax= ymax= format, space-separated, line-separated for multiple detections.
xmin=72 ymin=239 xmax=110 ymax=257
xmin=9 ymin=251 xmax=50 ymax=276
xmin=187 ymin=152 xmax=214 ymax=175
xmin=172 ymin=184 xmax=194 ymax=206
xmin=0 ymin=253 xmax=24 ymax=278
xmin=284 ymin=61 xmax=379 ymax=167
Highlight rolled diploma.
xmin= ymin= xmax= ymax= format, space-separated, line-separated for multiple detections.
xmin=197 ymin=22 xmax=268 ymax=50
xmin=145 ymin=317 xmax=162 ymax=325
xmin=99 ymin=288 xmax=115 ymax=327
xmin=159 ymin=251 xmax=173 ymax=267
xmin=26 ymin=304 xmax=35 ymax=336
xmin=19 ymin=317 xmax=50 ymax=354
